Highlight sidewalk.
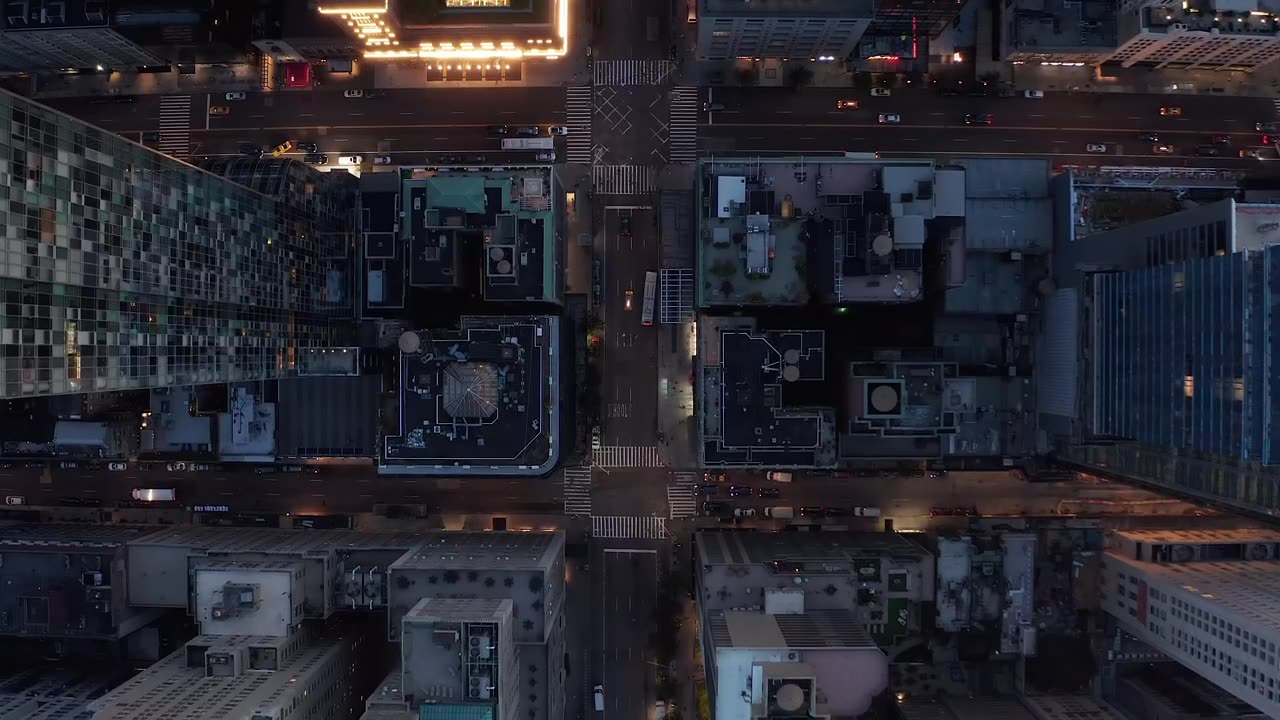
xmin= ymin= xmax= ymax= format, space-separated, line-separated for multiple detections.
xmin=28 ymin=63 xmax=264 ymax=100
xmin=1010 ymin=61 xmax=1280 ymax=98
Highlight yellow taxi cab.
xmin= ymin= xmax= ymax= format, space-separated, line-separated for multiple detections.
xmin=208 ymin=105 xmax=230 ymax=116
xmin=836 ymin=99 xmax=860 ymax=110
xmin=271 ymin=140 xmax=294 ymax=158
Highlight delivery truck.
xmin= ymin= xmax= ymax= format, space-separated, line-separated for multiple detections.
xmin=764 ymin=506 xmax=794 ymax=519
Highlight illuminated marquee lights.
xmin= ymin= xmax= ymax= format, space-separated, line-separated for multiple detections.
xmin=316 ymin=0 xmax=569 ymax=61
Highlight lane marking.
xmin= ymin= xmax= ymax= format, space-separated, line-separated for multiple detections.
xmin=703 ymin=122 xmax=1261 ymax=136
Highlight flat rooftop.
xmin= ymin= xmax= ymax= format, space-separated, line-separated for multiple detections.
xmin=700 ymin=321 xmax=836 ymax=468
xmin=1 ymin=0 xmax=109 ymax=30
xmin=702 ymin=0 xmax=874 ymax=17
xmin=708 ymin=609 xmax=878 ymax=649
xmin=383 ymin=315 xmax=559 ymax=475
xmin=1143 ymin=1 xmax=1280 ymax=34
xmin=697 ymin=529 xmax=930 ymax=567
xmin=1007 ymin=0 xmax=1117 ymax=50
xmin=697 ymin=158 xmax=958 ymax=307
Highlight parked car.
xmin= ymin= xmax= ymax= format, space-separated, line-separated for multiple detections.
xmin=339 ymin=155 xmax=364 ymax=165
xmin=535 ymin=151 xmax=556 ymax=161
xmin=4 ymin=496 xmax=24 ymax=505
xmin=734 ymin=508 xmax=756 ymax=518
xmin=107 ymin=462 xmax=126 ymax=471
xmin=343 ymin=89 xmax=365 ymax=98
xmin=1159 ymin=106 xmax=1182 ymax=117
xmin=281 ymin=465 xmax=304 ymax=473
xmin=548 ymin=125 xmax=569 ymax=135
xmin=441 ymin=155 xmax=463 ymax=163
xmin=296 ymin=142 xmax=319 ymax=153
xmin=1085 ymin=143 xmax=1107 ymax=153
xmin=703 ymin=472 xmax=727 ymax=483
xmin=515 ymin=126 xmax=540 ymax=137
xmin=702 ymin=501 xmax=726 ymax=514
xmin=877 ymin=113 xmax=901 ymax=124
xmin=304 ymin=154 xmax=328 ymax=165
xmin=166 ymin=462 xmax=186 ymax=471
xmin=1024 ymin=89 xmax=1044 ymax=98
xmin=870 ymin=88 xmax=890 ymax=97
xmin=466 ymin=155 xmax=487 ymax=163
xmin=766 ymin=471 xmax=792 ymax=483
xmin=487 ymin=125 xmax=509 ymax=136
xmin=372 ymin=155 xmax=393 ymax=165
xmin=254 ymin=466 xmax=275 ymax=474
xmin=132 ymin=488 xmax=176 ymax=502
xmin=225 ymin=91 xmax=246 ymax=101
xmin=208 ymin=105 xmax=230 ymax=116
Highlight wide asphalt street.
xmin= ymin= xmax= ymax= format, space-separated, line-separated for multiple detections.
xmin=593 ymin=546 xmax=659 ymax=720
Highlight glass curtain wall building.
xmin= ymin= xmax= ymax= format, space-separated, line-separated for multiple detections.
xmin=0 ymin=91 xmax=356 ymax=399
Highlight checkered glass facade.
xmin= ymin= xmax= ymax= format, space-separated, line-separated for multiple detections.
xmin=0 ymin=92 xmax=354 ymax=398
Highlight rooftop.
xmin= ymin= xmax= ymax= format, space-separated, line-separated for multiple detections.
xmin=699 ymin=320 xmax=837 ymax=468
xmin=697 ymin=529 xmax=931 ymax=567
xmin=277 ymin=375 xmax=381 ymax=458
xmin=697 ymin=157 xmax=959 ymax=307
xmin=1006 ymin=0 xmax=1118 ymax=51
xmin=702 ymin=0 xmax=874 ymax=17
xmin=0 ymin=0 xmax=109 ymax=31
xmin=383 ymin=315 xmax=559 ymax=474
xmin=708 ymin=609 xmax=879 ymax=649
xmin=1142 ymin=1 xmax=1280 ymax=35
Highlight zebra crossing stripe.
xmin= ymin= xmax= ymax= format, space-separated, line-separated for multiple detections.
xmin=592 ymin=445 xmax=662 ymax=468
xmin=591 ymin=165 xmax=654 ymax=196
xmin=592 ymin=515 xmax=668 ymax=539
xmin=563 ymin=466 xmax=592 ymax=516
xmin=669 ymin=87 xmax=699 ymax=163
xmin=592 ymin=60 xmax=675 ymax=86
xmin=669 ymin=471 xmax=698 ymax=519
xmin=157 ymin=96 xmax=192 ymax=158
xmin=565 ymin=86 xmax=593 ymax=164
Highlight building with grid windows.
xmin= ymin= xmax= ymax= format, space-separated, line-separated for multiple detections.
xmin=1111 ymin=1 xmax=1280 ymax=71
xmin=0 ymin=90 xmax=357 ymax=399
xmin=695 ymin=0 xmax=875 ymax=62
xmin=1100 ymin=529 xmax=1280 ymax=718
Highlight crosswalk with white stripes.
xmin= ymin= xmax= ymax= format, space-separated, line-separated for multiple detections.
xmin=593 ymin=60 xmax=676 ymax=86
xmin=592 ymin=515 xmax=668 ymax=539
xmin=668 ymin=471 xmax=698 ymax=519
xmin=563 ymin=465 xmax=592 ymax=516
xmin=157 ymin=96 xmax=192 ymax=158
xmin=1273 ymin=98 xmax=1280 ymax=114
xmin=592 ymin=445 xmax=662 ymax=468
xmin=565 ymin=86 xmax=593 ymax=164
xmin=592 ymin=165 xmax=654 ymax=197
xmin=669 ymin=87 xmax=699 ymax=163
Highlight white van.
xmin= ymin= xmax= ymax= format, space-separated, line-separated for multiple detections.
xmin=132 ymin=488 xmax=176 ymax=502
xmin=593 ymin=685 xmax=604 ymax=712
xmin=766 ymin=471 xmax=793 ymax=483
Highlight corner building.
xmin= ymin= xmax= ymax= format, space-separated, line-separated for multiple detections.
xmin=0 ymin=90 xmax=356 ymax=399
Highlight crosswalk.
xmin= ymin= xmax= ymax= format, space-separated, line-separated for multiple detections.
xmin=592 ymin=445 xmax=662 ymax=468
xmin=592 ymin=165 xmax=654 ymax=196
xmin=565 ymin=86 xmax=593 ymax=164
xmin=669 ymin=87 xmax=699 ymax=163
xmin=1273 ymin=98 xmax=1280 ymax=114
xmin=592 ymin=515 xmax=668 ymax=539
xmin=157 ymin=96 xmax=192 ymax=158
xmin=563 ymin=465 xmax=592 ymax=516
xmin=668 ymin=471 xmax=698 ymax=519
xmin=593 ymin=60 xmax=676 ymax=86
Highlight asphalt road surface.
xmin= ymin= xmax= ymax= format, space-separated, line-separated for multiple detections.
xmin=600 ymin=207 xmax=661 ymax=446
xmin=594 ymin=546 xmax=659 ymax=720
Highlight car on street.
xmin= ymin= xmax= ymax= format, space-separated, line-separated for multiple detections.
xmin=1159 ymin=106 xmax=1182 ymax=117
xmin=734 ymin=508 xmax=756 ymax=518
xmin=254 ymin=466 xmax=275 ymax=474
xmin=281 ymin=465 xmax=304 ymax=473
xmin=132 ymin=488 xmax=176 ymax=502
xmin=703 ymin=102 xmax=724 ymax=111
xmin=271 ymin=140 xmax=293 ymax=157
xmin=702 ymin=501 xmax=726 ymax=514
xmin=703 ymin=472 xmax=727 ymax=483
xmin=4 ymin=496 xmax=24 ymax=505
xmin=1138 ymin=132 xmax=1159 ymax=142
xmin=441 ymin=155 xmax=462 ymax=163
xmin=225 ymin=91 xmax=246 ymax=101
xmin=591 ymin=426 xmax=601 ymax=449
xmin=870 ymin=88 xmax=890 ymax=97
xmin=108 ymin=462 xmax=126 ymax=471
xmin=1085 ymin=143 xmax=1107 ymax=153
xmin=757 ymin=487 xmax=781 ymax=499
xmin=929 ymin=505 xmax=978 ymax=517
xmin=487 ymin=125 xmax=509 ymax=136
xmin=1258 ymin=121 xmax=1280 ymax=132
xmin=304 ymin=154 xmax=328 ymax=165
xmin=624 ymin=289 xmax=633 ymax=311
xmin=964 ymin=113 xmax=992 ymax=126
xmin=1024 ymin=89 xmax=1044 ymax=98
xmin=59 ymin=461 xmax=79 ymax=469
xmin=548 ymin=126 xmax=568 ymax=135
xmin=372 ymin=155 xmax=393 ymax=165
xmin=698 ymin=484 xmax=720 ymax=495
xmin=619 ymin=215 xmax=632 ymax=237
xmin=166 ymin=462 xmax=186 ymax=471
xmin=727 ymin=485 xmax=752 ymax=498
xmin=535 ymin=151 xmax=556 ymax=161
xmin=1211 ymin=135 xmax=1231 ymax=145
xmin=466 ymin=155 xmax=487 ymax=163
xmin=515 ymin=126 xmax=540 ymax=137
xmin=799 ymin=506 xmax=823 ymax=517
xmin=836 ymin=99 xmax=859 ymax=109
xmin=877 ymin=113 xmax=900 ymax=124
xmin=1242 ymin=148 xmax=1271 ymax=159
xmin=239 ymin=144 xmax=263 ymax=157
xmin=339 ymin=155 xmax=364 ymax=165
xmin=343 ymin=89 xmax=364 ymax=98
xmin=208 ymin=105 xmax=230 ymax=116
xmin=1195 ymin=145 xmax=1221 ymax=156
xmin=296 ymin=142 xmax=319 ymax=153
xmin=192 ymin=463 xmax=213 ymax=471
xmin=1153 ymin=144 xmax=1175 ymax=154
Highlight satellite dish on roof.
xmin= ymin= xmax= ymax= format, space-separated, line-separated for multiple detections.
xmin=398 ymin=332 xmax=421 ymax=354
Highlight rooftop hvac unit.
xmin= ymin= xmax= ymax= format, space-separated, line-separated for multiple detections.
xmin=469 ymin=634 xmax=492 ymax=659
xmin=1247 ymin=543 xmax=1275 ymax=561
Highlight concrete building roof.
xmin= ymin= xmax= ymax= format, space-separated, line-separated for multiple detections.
xmin=710 ymin=609 xmax=879 ymax=649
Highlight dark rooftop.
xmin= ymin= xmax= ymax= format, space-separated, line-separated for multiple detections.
xmin=1 ymin=0 xmax=110 ymax=31
xmin=277 ymin=375 xmax=381 ymax=458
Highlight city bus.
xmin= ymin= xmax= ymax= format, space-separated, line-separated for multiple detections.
xmin=641 ymin=271 xmax=657 ymax=326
